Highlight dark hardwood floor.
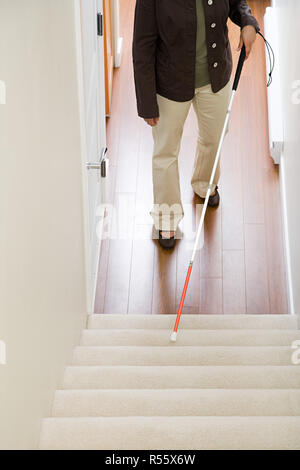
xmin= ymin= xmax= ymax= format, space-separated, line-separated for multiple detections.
xmin=94 ymin=0 xmax=289 ymax=315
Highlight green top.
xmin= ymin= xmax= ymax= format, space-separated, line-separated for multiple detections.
xmin=195 ymin=0 xmax=210 ymax=88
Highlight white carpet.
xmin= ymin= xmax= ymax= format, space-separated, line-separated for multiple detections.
xmin=39 ymin=314 xmax=300 ymax=450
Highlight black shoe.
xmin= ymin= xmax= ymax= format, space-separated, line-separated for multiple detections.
xmin=158 ymin=230 xmax=176 ymax=249
xmin=208 ymin=185 xmax=220 ymax=207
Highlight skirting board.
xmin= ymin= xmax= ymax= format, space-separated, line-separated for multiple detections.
xmin=264 ymin=6 xmax=284 ymax=164
xmin=279 ymin=155 xmax=295 ymax=316
xmin=112 ymin=0 xmax=123 ymax=68
xmin=114 ymin=37 xmax=123 ymax=68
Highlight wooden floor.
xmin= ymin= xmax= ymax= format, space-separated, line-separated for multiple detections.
xmin=94 ymin=0 xmax=288 ymax=315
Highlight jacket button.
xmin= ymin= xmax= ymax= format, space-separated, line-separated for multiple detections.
xmin=212 ymin=43 xmax=217 ymax=48
xmin=213 ymin=62 xmax=218 ymax=68
xmin=211 ymin=22 xmax=216 ymax=28
xmin=208 ymin=0 xmax=213 ymax=5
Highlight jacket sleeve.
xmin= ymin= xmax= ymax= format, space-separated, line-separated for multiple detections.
xmin=229 ymin=0 xmax=260 ymax=33
xmin=132 ymin=0 xmax=159 ymax=119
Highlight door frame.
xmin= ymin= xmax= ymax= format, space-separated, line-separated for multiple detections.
xmin=74 ymin=0 xmax=107 ymax=314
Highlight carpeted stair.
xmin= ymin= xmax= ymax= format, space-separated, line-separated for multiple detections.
xmin=39 ymin=314 xmax=300 ymax=450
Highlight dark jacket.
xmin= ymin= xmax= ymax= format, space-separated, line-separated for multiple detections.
xmin=132 ymin=0 xmax=260 ymax=118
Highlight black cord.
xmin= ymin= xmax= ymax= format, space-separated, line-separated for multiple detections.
xmin=258 ymin=31 xmax=275 ymax=87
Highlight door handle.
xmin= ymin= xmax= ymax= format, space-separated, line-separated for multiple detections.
xmin=86 ymin=162 xmax=101 ymax=170
xmin=86 ymin=147 xmax=108 ymax=172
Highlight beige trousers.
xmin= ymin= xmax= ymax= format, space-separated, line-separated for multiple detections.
xmin=150 ymin=79 xmax=232 ymax=231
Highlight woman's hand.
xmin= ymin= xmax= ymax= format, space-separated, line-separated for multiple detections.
xmin=237 ymin=25 xmax=257 ymax=59
xmin=144 ymin=117 xmax=159 ymax=127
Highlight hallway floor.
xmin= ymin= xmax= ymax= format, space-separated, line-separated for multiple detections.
xmin=94 ymin=0 xmax=288 ymax=315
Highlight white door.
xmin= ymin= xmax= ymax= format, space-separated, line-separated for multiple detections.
xmin=79 ymin=0 xmax=107 ymax=311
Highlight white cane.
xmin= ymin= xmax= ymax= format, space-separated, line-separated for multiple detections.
xmin=171 ymin=45 xmax=247 ymax=342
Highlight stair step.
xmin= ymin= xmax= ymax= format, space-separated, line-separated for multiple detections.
xmin=81 ymin=329 xmax=300 ymax=347
xmin=39 ymin=416 xmax=300 ymax=450
xmin=88 ymin=314 xmax=297 ymax=330
xmin=72 ymin=346 xmax=294 ymax=366
xmin=41 ymin=314 xmax=300 ymax=450
xmin=62 ymin=365 xmax=300 ymax=390
xmin=52 ymin=389 xmax=300 ymax=417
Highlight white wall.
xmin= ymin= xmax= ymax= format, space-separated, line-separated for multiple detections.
xmin=0 ymin=0 xmax=88 ymax=449
xmin=274 ymin=0 xmax=300 ymax=318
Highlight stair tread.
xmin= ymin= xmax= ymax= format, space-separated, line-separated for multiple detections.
xmin=72 ymin=345 xmax=295 ymax=366
xmin=62 ymin=365 xmax=300 ymax=390
xmin=52 ymin=388 xmax=300 ymax=417
xmin=88 ymin=314 xmax=298 ymax=330
xmin=40 ymin=416 xmax=300 ymax=450
xmin=80 ymin=329 xmax=300 ymax=347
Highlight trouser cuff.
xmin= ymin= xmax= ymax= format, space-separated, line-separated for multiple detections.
xmin=150 ymin=204 xmax=184 ymax=231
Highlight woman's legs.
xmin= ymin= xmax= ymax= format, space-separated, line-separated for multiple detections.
xmin=191 ymin=79 xmax=232 ymax=198
xmin=150 ymin=93 xmax=192 ymax=232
